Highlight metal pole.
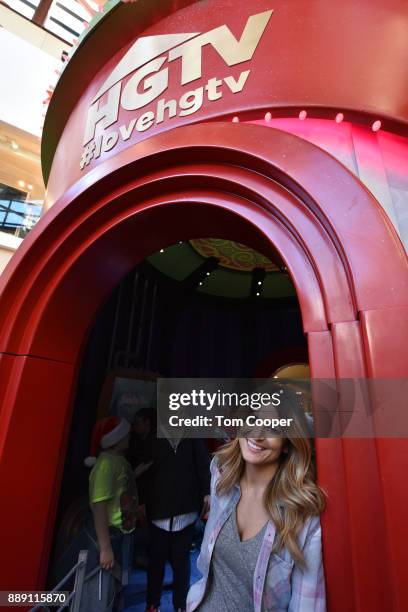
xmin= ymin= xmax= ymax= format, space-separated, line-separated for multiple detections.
xmin=126 ymin=271 xmax=140 ymax=367
xmin=70 ymin=550 xmax=88 ymax=612
xmin=146 ymin=283 xmax=157 ymax=370
xmin=135 ymin=278 xmax=149 ymax=360
xmin=107 ymin=281 xmax=124 ymax=374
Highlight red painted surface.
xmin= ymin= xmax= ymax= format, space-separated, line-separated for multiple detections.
xmin=0 ymin=355 xmax=75 ymax=589
xmin=0 ymin=123 xmax=408 ymax=611
xmin=360 ymin=307 xmax=408 ymax=612
xmin=308 ymin=331 xmax=357 ymax=611
xmin=2 ymin=0 xmax=408 ymax=608
xmin=43 ymin=0 xmax=408 ymax=197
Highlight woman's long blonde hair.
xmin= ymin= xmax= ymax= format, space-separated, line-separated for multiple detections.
xmin=215 ymin=401 xmax=326 ymax=566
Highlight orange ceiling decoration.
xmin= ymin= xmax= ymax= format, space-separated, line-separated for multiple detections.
xmin=189 ymin=238 xmax=278 ymax=272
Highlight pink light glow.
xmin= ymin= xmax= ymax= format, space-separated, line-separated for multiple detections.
xmin=247 ymin=117 xmax=408 ymax=184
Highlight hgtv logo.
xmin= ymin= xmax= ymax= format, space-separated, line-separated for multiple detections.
xmin=80 ymin=9 xmax=273 ymax=169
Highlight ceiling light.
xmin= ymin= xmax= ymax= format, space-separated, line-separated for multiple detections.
xmin=160 ymin=249 xmax=164 ymax=253
xmin=17 ymin=180 xmax=25 ymax=188
xmin=258 ymin=281 xmax=262 ymax=285
xmin=11 ymin=141 xmax=19 ymax=150
xmin=27 ymin=184 xmax=33 ymax=191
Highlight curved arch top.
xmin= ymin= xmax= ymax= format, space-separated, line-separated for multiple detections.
xmin=2 ymin=123 xmax=408 ymax=361
xmin=1 ymin=0 xmax=408 ymax=603
xmin=0 ymin=122 xmax=408 ymax=609
xmin=43 ymin=0 xmax=408 ymax=184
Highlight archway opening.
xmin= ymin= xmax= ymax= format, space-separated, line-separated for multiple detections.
xmin=3 ymin=123 xmax=406 ymax=609
xmin=47 ymin=235 xmax=309 ymax=607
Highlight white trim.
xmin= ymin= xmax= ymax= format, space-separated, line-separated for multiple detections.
xmin=101 ymin=418 xmax=130 ymax=449
xmin=0 ymin=231 xmax=23 ymax=252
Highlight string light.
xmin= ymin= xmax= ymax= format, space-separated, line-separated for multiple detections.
xmin=372 ymin=120 xmax=382 ymax=132
xmin=264 ymin=112 xmax=272 ymax=122
xmin=335 ymin=113 xmax=344 ymax=123
xmin=299 ymin=110 xmax=307 ymax=120
xmin=232 ymin=116 xmax=239 ymax=123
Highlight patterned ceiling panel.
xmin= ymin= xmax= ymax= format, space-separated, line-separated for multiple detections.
xmin=190 ymin=238 xmax=278 ymax=272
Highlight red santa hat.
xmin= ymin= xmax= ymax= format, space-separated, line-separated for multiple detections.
xmin=84 ymin=416 xmax=131 ymax=467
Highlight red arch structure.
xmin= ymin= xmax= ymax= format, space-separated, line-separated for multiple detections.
xmin=0 ymin=124 xmax=408 ymax=610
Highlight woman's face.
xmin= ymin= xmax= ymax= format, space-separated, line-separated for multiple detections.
xmin=238 ymin=436 xmax=285 ymax=465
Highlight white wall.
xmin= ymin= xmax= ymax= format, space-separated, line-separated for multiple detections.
xmin=0 ymin=232 xmax=22 ymax=274
xmin=0 ymin=27 xmax=61 ymax=137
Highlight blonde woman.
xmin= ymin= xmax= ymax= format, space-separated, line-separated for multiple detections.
xmin=187 ymin=400 xmax=326 ymax=611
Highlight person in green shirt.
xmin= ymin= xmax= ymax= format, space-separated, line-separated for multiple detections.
xmin=83 ymin=416 xmax=140 ymax=610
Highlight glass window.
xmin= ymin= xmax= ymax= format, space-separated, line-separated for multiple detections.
xmin=44 ymin=0 xmax=92 ymax=43
xmin=11 ymin=201 xmax=26 ymax=214
xmin=0 ymin=184 xmax=42 ymax=237
xmin=2 ymin=0 xmax=41 ymax=21
xmin=2 ymin=0 xmax=94 ymax=44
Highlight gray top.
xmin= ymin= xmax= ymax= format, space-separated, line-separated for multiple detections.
xmin=198 ymin=510 xmax=267 ymax=611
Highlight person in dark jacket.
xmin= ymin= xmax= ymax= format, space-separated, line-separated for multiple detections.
xmin=127 ymin=408 xmax=155 ymax=498
xmin=126 ymin=408 xmax=156 ymax=568
xmin=145 ymin=436 xmax=211 ymax=612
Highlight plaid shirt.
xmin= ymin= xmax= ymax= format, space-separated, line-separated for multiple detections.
xmin=187 ymin=458 xmax=326 ymax=612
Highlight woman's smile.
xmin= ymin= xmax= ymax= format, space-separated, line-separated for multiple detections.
xmin=246 ymin=439 xmax=267 ymax=453
xmin=239 ymin=435 xmax=285 ymax=465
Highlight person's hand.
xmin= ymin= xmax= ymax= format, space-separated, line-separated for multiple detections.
xmin=100 ymin=545 xmax=114 ymax=570
xmin=134 ymin=461 xmax=153 ymax=478
xmin=200 ymin=495 xmax=211 ymax=519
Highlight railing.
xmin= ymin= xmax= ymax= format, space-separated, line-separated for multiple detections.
xmin=29 ymin=550 xmax=91 ymax=612
xmin=29 ymin=535 xmax=130 ymax=612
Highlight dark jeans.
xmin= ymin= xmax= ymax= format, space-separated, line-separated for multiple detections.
xmin=147 ymin=522 xmax=195 ymax=610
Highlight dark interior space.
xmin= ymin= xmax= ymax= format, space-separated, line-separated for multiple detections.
xmin=49 ymin=238 xmax=307 ymax=592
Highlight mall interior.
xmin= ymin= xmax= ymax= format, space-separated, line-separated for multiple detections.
xmin=0 ymin=1 xmax=408 ymax=611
